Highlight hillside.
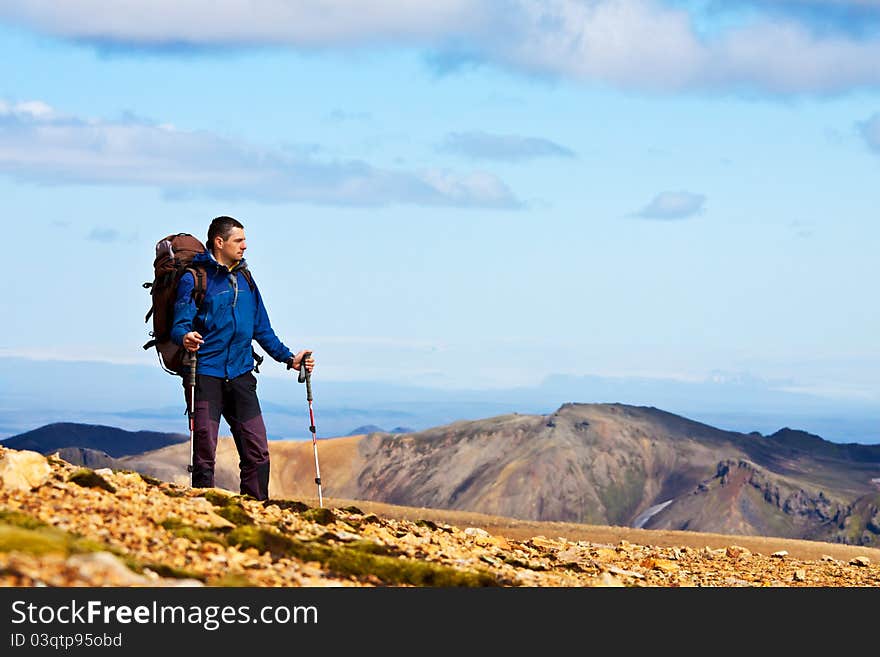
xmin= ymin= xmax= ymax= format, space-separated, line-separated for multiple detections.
xmin=120 ymin=403 xmax=880 ymax=547
xmin=1 ymin=445 xmax=879 ymax=587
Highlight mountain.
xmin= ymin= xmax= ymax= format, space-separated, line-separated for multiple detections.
xmin=347 ymin=425 xmax=386 ymax=435
xmin=0 ymin=422 xmax=187 ymax=458
xmin=12 ymin=405 xmax=880 ymax=547
xmin=116 ymin=402 xmax=880 ymax=546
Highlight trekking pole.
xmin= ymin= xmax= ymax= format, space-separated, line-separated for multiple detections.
xmin=298 ymin=352 xmax=323 ymax=507
xmin=186 ymin=350 xmax=197 ymax=482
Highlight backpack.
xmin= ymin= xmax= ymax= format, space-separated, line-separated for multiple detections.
xmin=142 ymin=233 xmax=209 ymax=376
xmin=142 ymin=233 xmax=264 ymax=376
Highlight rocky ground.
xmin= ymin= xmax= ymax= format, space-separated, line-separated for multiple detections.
xmin=1 ymin=446 xmax=879 ymax=587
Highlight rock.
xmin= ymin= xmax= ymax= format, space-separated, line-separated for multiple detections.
xmin=606 ymin=565 xmax=644 ymax=579
xmin=726 ymin=545 xmax=751 ymax=559
xmin=464 ymin=527 xmax=491 ymax=539
xmin=849 ymin=556 xmax=871 ymax=567
xmin=593 ymin=548 xmax=618 ymax=561
xmin=593 ymin=572 xmax=624 ymax=587
xmin=557 ymin=547 xmax=587 ymax=563
xmin=771 ymin=550 xmax=789 ymax=558
xmin=793 ymin=569 xmax=806 ymax=582
xmin=652 ymin=559 xmax=680 ymax=573
xmin=527 ymin=535 xmax=557 ymax=550
xmin=0 ymin=449 xmax=51 ymax=491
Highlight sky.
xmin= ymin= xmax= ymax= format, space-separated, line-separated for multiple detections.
xmin=1 ymin=1 xmax=880 ymax=436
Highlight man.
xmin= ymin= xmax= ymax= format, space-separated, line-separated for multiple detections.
xmin=171 ymin=215 xmax=315 ymax=500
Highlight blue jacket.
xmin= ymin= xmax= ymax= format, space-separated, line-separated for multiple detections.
xmin=171 ymin=251 xmax=294 ymax=379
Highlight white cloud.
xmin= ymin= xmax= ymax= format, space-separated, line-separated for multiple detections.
xmin=0 ymin=99 xmax=54 ymax=118
xmin=0 ymin=100 xmax=519 ymax=208
xmin=0 ymin=0 xmax=482 ymax=46
xmin=5 ymin=1 xmax=880 ymax=93
xmin=441 ymin=131 xmax=576 ymax=161
xmin=633 ymin=190 xmax=706 ymax=220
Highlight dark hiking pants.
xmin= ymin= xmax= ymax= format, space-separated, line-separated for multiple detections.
xmin=183 ymin=371 xmax=270 ymax=500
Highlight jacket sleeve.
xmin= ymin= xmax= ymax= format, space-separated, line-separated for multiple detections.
xmin=252 ymin=283 xmax=294 ymax=364
xmin=170 ymin=272 xmax=197 ymax=346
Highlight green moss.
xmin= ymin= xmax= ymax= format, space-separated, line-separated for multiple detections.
xmin=301 ymin=507 xmax=336 ymax=525
xmin=67 ymin=537 xmax=111 ymax=555
xmin=159 ymin=518 xmax=228 ymax=545
xmin=203 ymin=489 xmax=234 ymax=506
xmin=264 ymin=499 xmax=311 ymax=513
xmin=227 ymin=525 xmax=296 ymax=556
xmin=0 ymin=523 xmax=107 ymax=557
xmin=340 ymin=505 xmax=364 ymax=515
xmin=138 ymin=473 xmax=165 ymax=487
xmin=198 ymin=491 xmax=255 ymax=526
xmin=0 ymin=508 xmax=49 ymax=530
xmin=0 ymin=525 xmax=69 ymax=555
xmin=162 ymin=488 xmax=187 ymax=498
xmin=225 ymin=526 xmax=499 ymax=587
xmin=415 ymin=519 xmax=438 ymax=531
xmin=214 ymin=502 xmax=254 ymax=527
xmin=68 ymin=468 xmax=116 ymax=493
xmin=0 ymin=515 xmax=207 ymax=583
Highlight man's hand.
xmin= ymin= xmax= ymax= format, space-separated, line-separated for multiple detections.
xmin=290 ymin=349 xmax=315 ymax=373
xmin=183 ymin=331 xmax=204 ymax=352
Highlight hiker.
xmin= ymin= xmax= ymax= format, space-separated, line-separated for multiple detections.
xmin=171 ymin=215 xmax=315 ymax=500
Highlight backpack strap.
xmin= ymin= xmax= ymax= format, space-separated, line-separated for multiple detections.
xmin=240 ymin=267 xmax=256 ymax=291
xmin=186 ymin=265 xmax=208 ymax=307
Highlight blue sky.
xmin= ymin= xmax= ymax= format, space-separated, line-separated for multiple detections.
xmin=1 ymin=1 xmax=880 ymax=435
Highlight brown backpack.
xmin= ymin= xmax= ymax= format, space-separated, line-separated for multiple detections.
xmin=142 ymin=232 xmax=262 ymax=376
xmin=142 ymin=233 xmax=208 ymax=376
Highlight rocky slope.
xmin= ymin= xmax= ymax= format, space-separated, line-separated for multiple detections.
xmin=2 ymin=445 xmax=879 ymax=587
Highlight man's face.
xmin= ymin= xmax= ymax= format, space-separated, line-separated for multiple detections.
xmin=216 ymin=227 xmax=246 ymax=264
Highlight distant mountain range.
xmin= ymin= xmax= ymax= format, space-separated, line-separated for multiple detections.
xmin=3 ymin=355 xmax=880 ymax=444
xmin=0 ymin=422 xmax=187 ymax=458
xmin=5 ymin=405 xmax=880 ymax=547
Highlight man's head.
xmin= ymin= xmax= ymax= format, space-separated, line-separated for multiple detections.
xmin=208 ymin=215 xmax=246 ymax=267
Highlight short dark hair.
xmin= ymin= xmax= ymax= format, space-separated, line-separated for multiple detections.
xmin=207 ymin=215 xmax=244 ymax=253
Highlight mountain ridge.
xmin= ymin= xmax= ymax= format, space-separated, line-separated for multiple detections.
xmin=6 ymin=403 xmax=880 ymax=547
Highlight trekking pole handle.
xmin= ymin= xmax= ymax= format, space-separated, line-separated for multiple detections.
xmin=189 ymin=349 xmax=198 ymax=386
xmin=297 ymin=352 xmax=313 ymax=401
